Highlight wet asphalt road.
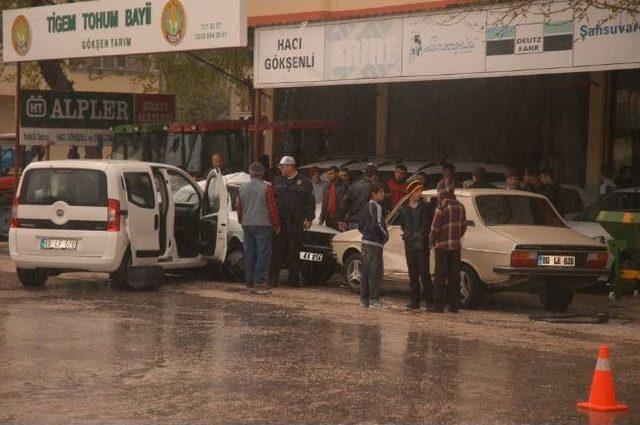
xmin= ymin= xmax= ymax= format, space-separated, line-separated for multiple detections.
xmin=1 ymin=250 xmax=639 ymax=424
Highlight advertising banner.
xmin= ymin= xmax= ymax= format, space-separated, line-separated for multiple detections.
xmin=324 ymin=19 xmax=403 ymax=81
xmin=19 ymin=90 xmax=175 ymax=146
xmin=254 ymin=3 xmax=640 ymax=88
xmin=135 ymin=94 xmax=175 ymax=124
xmin=2 ymin=0 xmax=246 ymax=62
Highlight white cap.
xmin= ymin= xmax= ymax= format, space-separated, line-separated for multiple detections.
xmin=279 ymin=156 xmax=296 ymax=166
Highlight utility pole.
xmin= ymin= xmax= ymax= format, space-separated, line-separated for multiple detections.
xmin=13 ymin=63 xmax=21 ymax=194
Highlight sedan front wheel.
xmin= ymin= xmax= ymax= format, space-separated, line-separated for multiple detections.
xmin=345 ymin=252 xmax=363 ymax=293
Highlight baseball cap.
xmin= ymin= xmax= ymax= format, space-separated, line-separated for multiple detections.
xmin=279 ymin=156 xmax=296 ymax=167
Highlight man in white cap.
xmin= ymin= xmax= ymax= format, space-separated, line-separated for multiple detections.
xmin=269 ymin=156 xmax=315 ymax=287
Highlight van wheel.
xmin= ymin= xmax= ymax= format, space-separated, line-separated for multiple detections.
xmin=224 ymin=247 xmax=244 ymax=282
xmin=345 ymin=252 xmax=363 ymax=293
xmin=17 ymin=268 xmax=48 ymax=288
xmin=537 ymin=279 xmax=575 ymax=311
xmin=459 ymin=263 xmax=484 ymax=309
xmin=112 ymin=250 xmax=161 ymax=291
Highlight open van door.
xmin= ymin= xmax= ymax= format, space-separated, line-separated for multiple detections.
xmin=121 ymin=167 xmax=161 ymax=266
xmin=200 ymin=169 xmax=228 ymax=262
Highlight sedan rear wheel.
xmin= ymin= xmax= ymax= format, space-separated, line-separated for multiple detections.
xmin=345 ymin=252 xmax=363 ymax=293
xmin=537 ymin=279 xmax=575 ymax=311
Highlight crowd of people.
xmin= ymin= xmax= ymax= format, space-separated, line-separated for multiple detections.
xmin=217 ymin=153 xmax=638 ymax=311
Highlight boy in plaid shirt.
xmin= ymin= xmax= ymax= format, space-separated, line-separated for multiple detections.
xmin=429 ymin=177 xmax=467 ymax=313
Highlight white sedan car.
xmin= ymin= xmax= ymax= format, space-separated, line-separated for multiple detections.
xmin=332 ymin=189 xmax=609 ymax=310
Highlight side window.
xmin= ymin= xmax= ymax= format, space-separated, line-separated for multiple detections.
xmin=167 ymin=170 xmax=200 ymax=206
xmin=124 ymin=172 xmax=155 ymax=208
xmin=206 ymin=173 xmax=221 ymax=213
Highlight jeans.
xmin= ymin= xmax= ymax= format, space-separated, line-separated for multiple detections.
xmin=243 ymin=226 xmax=273 ymax=286
xmin=405 ymin=248 xmax=432 ymax=306
xmin=361 ymin=243 xmax=383 ymax=302
xmin=433 ymin=249 xmax=461 ymax=310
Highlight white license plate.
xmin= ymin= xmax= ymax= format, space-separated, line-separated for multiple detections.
xmin=538 ymin=255 xmax=575 ymax=267
xmin=40 ymin=238 xmax=77 ymax=250
xmin=300 ymin=251 xmax=323 ymax=262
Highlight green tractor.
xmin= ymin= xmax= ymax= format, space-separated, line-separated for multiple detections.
xmin=597 ymin=209 xmax=640 ymax=299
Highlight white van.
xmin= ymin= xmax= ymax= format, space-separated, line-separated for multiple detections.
xmin=9 ymin=160 xmax=228 ymax=290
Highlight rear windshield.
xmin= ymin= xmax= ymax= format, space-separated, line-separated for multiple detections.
xmin=475 ymin=195 xmax=565 ymax=227
xmin=20 ymin=168 xmax=108 ymax=207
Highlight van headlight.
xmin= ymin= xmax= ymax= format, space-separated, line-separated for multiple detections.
xmin=593 ymin=235 xmax=606 ymax=245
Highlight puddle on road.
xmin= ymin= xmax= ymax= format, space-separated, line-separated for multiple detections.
xmin=0 ymin=275 xmax=637 ymax=424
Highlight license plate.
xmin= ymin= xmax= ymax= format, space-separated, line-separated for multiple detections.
xmin=538 ymin=255 xmax=575 ymax=267
xmin=300 ymin=251 xmax=323 ymax=262
xmin=40 ymin=238 xmax=77 ymax=250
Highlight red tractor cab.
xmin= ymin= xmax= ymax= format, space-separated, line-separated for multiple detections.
xmin=166 ymin=120 xmax=252 ymax=178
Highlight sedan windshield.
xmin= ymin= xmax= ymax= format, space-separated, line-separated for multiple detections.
xmin=475 ymin=195 xmax=565 ymax=227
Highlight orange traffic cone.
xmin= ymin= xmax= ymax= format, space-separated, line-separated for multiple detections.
xmin=577 ymin=345 xmax=628 ymax=412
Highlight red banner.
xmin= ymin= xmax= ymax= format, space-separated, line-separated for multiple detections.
xmin=134 ymin=94 xmax=175 ymax=125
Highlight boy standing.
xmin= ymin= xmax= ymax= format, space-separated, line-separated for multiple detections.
xmin=358 ymin=182 xmax=388 ymax=308
xmin=399 ymin=180 xmax=434 ymax=310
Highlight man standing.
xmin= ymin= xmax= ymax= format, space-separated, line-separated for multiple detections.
xmin=237 ymin=163 xmax=281 ymax=290
xmin=309 ymin=167 xmax=327 ymax=206
xmin=386 ymin=164 xmax=408 ymax=207
xmin=468 ymin=167 xmax=497 ymax=189
xmin=269 ymin=156 xmax=315 ymax=287
xmin=522 ymin=167 xmax=542 ymax=193
xmin=399 ymin=180 xmax=434 ymax=310
xmin=338 ymin=167 xmax=351 ymax=187
xmin=539 ymin=167 xmax=564 ymax=215
xmin=320 ymin=166 xmax=346 ymax=230
xmin=209 ymin=153 xmax=225 ymax=175
xmin=505 ymin=169 xmax=520 ymax=190
xmin=339 ymin=164 xmax=378 ymax=231
xmin=429 ymin=178 xmax=467 ymax=313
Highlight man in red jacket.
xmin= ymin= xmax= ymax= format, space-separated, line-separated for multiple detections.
xmin=386 ymin=164 xmax=408 ymax=207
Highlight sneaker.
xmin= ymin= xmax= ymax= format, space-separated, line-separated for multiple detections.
xmin=405 ymin=302 xmax=420 ymax=310
xmin=370 ymin=300 xmax=384 ymax=308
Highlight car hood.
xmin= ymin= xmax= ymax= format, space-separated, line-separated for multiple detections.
xmin=332 ymin=229 xmax=362 ymax=244
xmin=488 ymin=225 xmax=605 ymax=247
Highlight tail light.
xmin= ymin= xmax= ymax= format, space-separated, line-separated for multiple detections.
xmin=10 ymin=196 xmax=20 ymax=229
xmin=586 ymin=252 xmax=608 ymax=269
xmin=511 ymin=250 xmax=537 ymax=268
xmin=107 ymin=198 xmax=121 ymax=232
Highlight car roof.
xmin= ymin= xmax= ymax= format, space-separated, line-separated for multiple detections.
xmin=24 ymin=159 xmax=185 ymax=173
xmin=300 ymin=158 xmax=357 ymax=169
xmin=422 ymin=188 xmax=547 ymax=199
xmin=378 ymin=160 xmax=433 ymax=173
xmin=420 ymin=161 xmax=509 ymax=174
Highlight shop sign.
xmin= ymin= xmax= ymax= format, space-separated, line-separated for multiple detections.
xmin=254 ymin=2 xmax=640 ymax=88
xmin=19 ymin=90 xmax=175 ymax=146
xmin=135 ymin=94 xmax=175 ymax=124
xmin=255 ymin=25 xmax=325 ymax=85
xmin=2 ymin=0 xmax=246 ymax=62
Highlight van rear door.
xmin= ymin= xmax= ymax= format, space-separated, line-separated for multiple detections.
xmin=121 ymin=166 xmax=161 ymax=266
xmin=14 ymin=167 xmax=110 ymax=257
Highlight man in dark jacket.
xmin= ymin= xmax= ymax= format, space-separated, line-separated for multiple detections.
xmin=399 ymin=180 xmax=434 ymax=310
xmin=320 ymin=166 xmax=346 ymax=230
xmin=522 ymin=167 xmax=542 ymax=193
xmin=468 ymin=167 xmax=497 ymax=189
xmin=338 ymin=164 xmax=378 ymax=231
xmin=269 ymin=156 xmax=315 ymax=287
xmin=539 ymin=167 xmax=565 ymax=215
